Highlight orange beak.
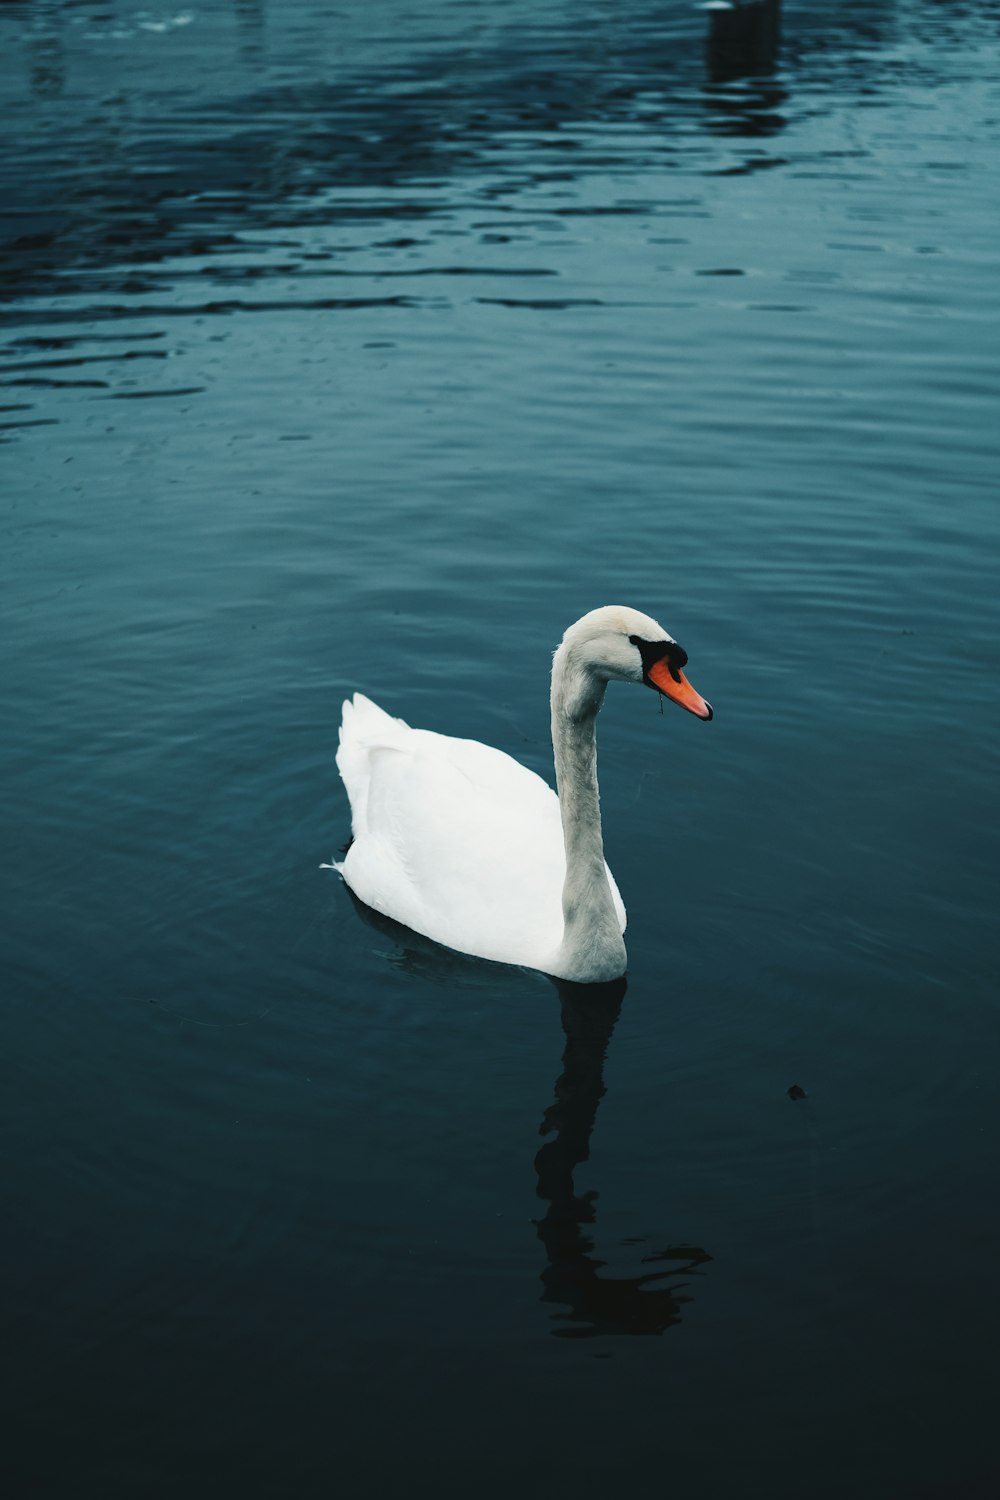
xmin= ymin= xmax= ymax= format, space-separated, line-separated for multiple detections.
xmin=647 ymin=656 xmax=714 ymax=720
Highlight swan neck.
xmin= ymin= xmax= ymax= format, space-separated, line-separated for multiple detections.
xmin=550 ymin=649 xmax=626 ymax=983
xmin=552 ymin=702 xmax=605 ymax=874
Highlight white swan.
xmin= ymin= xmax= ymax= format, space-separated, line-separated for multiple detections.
xmin=333 ymin=605 xmax=712 ymax=984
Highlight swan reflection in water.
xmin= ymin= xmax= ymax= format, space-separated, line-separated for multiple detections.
xmin=537 ymin=977 xmax=711 ymax=1338
xmin=342 ymin=892 xmax=711 ymax=1338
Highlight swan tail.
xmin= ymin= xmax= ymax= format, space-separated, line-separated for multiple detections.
xmin=336 ymin=693 xmax=412 ymax=838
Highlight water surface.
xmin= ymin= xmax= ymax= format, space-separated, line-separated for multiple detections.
xmin=3 ymin=2 xmax=999 ymax=1495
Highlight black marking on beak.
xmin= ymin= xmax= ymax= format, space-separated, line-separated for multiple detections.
xmin=629 ymin=635 xmax=688 ymax=685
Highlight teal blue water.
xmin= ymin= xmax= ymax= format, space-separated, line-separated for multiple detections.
xmin=3 ymin=2 xmax=999 ymax=1495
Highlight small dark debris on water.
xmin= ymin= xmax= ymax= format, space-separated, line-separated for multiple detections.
xmin=787 ymin=1084 xmax=807 ymax=1101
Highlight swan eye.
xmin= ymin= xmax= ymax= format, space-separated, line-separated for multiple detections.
xmin=629 ymin=634 xmax=688 ymax=683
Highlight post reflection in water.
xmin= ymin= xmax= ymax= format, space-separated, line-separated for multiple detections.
xmin=536 ymin=979 xmax=711 ymax=1338
xmin=705 ymin=0 xmax=782 ymax=84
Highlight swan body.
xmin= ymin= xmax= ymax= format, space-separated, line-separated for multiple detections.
xmin=334 ymin=606 xmax=712 ymax=984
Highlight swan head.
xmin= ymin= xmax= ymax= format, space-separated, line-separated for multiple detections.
xmin=554 ymin=605 xmax=713 ymax=721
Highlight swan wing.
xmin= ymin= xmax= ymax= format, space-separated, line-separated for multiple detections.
xmin=335 ymin=694 xmax=624 ymax=969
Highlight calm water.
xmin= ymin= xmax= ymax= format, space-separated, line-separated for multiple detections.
xmin=3 ymin=1 xmax=999 ymax=1494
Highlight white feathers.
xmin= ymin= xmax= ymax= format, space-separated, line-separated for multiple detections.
xmin=334 ymin=692 xmax=625 ymax=974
